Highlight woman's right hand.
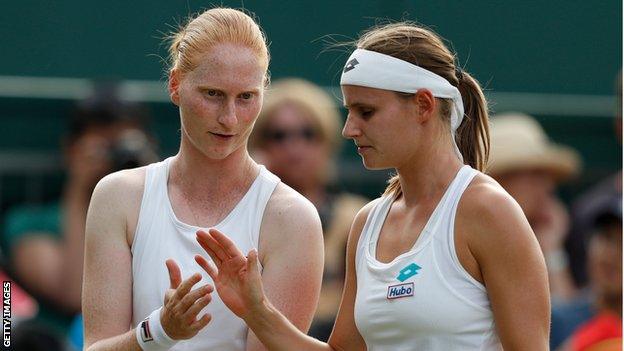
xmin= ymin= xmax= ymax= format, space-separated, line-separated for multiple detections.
xmin=194 ymin=229 xmax=266 ymax=320
xmin=161 ymin=259 xmax=214 ymax=340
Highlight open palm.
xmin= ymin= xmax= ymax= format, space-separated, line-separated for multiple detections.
xmin=195 ymin=229 xmax=265 ymax=319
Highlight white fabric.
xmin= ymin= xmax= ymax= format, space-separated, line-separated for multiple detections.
xmin=131 ymin=157 xmax=280 ymax=350
xmin=340 ymin=48 xmax=464 ymax=160
xmin=136 ymin=307 xmax=177 ymax=350
xmin=353 ymin=165 xmax=502 ymax=350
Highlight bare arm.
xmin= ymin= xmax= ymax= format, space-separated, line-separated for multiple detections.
xmin=83 ymin=170 xmax=214 ymax=351
xmin=195 ymin=201 xmax=375 ymax=351
xmin=462 ymin=182 xmax=550 ymax=350
xmin=82 ymin=172 xmax=140 ymax=351
xmin=532 ymin=197 xmax=577 ymax=301
xmin=325 ymin=204 xmax=369 ymax=351
xmin=245 ymin=186 xmax=325 ymax=351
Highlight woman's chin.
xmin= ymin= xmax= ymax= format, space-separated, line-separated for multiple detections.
xmin=361 ymin=158 xmax=391 ymax=171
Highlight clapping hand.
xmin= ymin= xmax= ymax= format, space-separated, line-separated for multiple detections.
xmin=195 ymin=229 xmax=265 ymax=320
xmin=160 ymin=259 xmax=214 ymax=340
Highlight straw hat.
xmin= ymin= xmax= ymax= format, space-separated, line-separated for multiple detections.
xmin=487 ymin=112 xmax=581 ymax=181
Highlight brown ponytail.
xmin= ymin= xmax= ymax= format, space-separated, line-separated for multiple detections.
xmin=353 ymin=22 xmax=490 ymax=196
xmin=455 ymin=71 xmax=490 ymax=172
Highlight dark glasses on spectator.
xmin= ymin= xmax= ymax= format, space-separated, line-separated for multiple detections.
xmin=264 ymin=127 xmax=319 ymax=144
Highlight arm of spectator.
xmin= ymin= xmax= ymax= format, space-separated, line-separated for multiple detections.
xmin=11 ymin=235 xmax=76 ymax=311
xmin=533 ymin=197 xmax=578 ymax=302
xmin=462 ymin=182 xmax=550 ymax=350
xmin=10 ymin=197 xmax=88 ymax=312
xmin=10 ymin=134 xmax=111 ymax=312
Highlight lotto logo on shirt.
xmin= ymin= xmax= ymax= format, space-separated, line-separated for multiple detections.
xmin=387 ymin=282 xmax=414 ymax=299
xmin=396 ymin=263 xmax=421 ymax=282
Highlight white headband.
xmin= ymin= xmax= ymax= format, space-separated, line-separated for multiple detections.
xmin=340 ymin=48 xmax=464 ymax=161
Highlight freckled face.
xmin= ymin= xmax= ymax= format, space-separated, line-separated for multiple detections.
xmin=341 ymin=85 xmax=420 ymax=170
xmin=174 ymin=42 xmax=267 ymax=160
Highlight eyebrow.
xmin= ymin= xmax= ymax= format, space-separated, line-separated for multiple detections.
xmin=343 ymin=102 xmax=374 ymax=109
xmin=198 ymin=86 xmax=261 ymax=94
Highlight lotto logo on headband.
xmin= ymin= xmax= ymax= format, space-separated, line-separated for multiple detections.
xmin=343 ymin=58 xmax=359 ymax=73
xmin=140 ymin=318 xmax=154 ymax=342
xmin=387 ymin=282 xmax=414 ymax=299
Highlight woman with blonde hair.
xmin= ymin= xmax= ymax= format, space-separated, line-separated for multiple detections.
xmin=196 ymin=22 xmax=550 ymax=350
xmin=82 ymin=8 xmax=323 ymax=351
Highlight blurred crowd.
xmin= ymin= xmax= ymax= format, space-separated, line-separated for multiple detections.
xmin=1 ymin=76 xmax=621 ymax=350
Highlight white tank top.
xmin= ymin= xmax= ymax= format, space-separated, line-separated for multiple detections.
xmin=131 ymin=157 xmax=280 ymax=350
xmin=354 ymin=165 xmax=502 ymax=350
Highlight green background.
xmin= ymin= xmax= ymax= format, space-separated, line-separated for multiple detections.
xmin=0 ymin=0 xmax=621 ymax=205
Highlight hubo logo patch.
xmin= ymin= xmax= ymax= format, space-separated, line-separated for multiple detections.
xmin=387 ymin=282 xmax=414 ymax=299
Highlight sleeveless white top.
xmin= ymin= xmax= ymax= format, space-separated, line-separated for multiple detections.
xmin=353 ymin=165 xmax=502 ymax=350
xmin=131 ymin=157 xmax=280 ymax=350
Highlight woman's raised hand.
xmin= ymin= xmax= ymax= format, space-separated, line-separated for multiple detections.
xmin=195 ymin=228 xmax=265 ymax=320
xmin=161 ymin=259 xmax=214 ymax=339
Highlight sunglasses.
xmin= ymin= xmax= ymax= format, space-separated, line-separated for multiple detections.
xmin=263 ymin=126 xmax=319 ymax=144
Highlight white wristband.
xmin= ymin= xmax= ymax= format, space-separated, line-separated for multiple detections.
xmin=136 ymin=307 xmax=178 ymax=350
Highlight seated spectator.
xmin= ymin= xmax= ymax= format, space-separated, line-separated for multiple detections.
xmin=551 ymin=73 xmax=622 ymax=351
xmin=566 ymin=72 xmax=622 ymax=288
xmin=488 ymin=112 xmax=581 ymax=302
xmin=250 ymin=78 xmax=367 ymax=341
xmin=553 ymin=196 xmax=621 ymax=351
xmin=3 ymin=83 xmax=158 ymax=342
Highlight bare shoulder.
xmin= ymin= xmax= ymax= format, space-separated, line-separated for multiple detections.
xmin=258 ymin=183 xmax=323 ymax=267
xmin=258 ymin=183 xmax=322 ymax=259
xmin=459 ymin=173 xmax=524 ymax=224
xmin=88 ymin=166 xmax=147 ymax=245
xmin=263 ymin=182 xmax=320 ymax=226
xmin=457 ymin=173 xmax=536 ymax=257
xmin=351 ymin=198 xmax=380 ymax=234
xmin=92 ymin=167 xmax=146 ymax=205
xmin=345 ymin=197 xmax=383 ymax=252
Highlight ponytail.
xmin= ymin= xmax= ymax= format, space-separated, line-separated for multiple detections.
xmin=455 ymin=71 xmax=490 ymax=172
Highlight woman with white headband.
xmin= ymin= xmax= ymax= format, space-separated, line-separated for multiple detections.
xmin=195 ymin=23 xmax=550 ymax=350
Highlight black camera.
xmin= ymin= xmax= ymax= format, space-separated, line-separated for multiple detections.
xmin=108 ymin=129 xmax=159 ymax=172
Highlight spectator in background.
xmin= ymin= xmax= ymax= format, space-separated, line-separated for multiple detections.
xmin=553 ymin=198 xmax=622 ymax=351
xmin=250 ymin=78 xmax=367 ymax=341
xmin=566 ymin=72 xmax=622 ymax=288
xmin=550 ymin=73 xmax=622 ymax=351
xmin=3 ymin=83 xmax=158 ymax=343
xmin=487 ymin=112 xmax=581 ymax=302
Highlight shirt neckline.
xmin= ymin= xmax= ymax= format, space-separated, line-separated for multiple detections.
xmin=162 ymin=157 xmax=265 ymax=232
xmin=366 ymin=165 xmax=470 ymax=267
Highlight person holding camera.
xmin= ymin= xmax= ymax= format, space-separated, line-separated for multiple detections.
xmin=3 ymin=84 xmax=157 ymax=341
